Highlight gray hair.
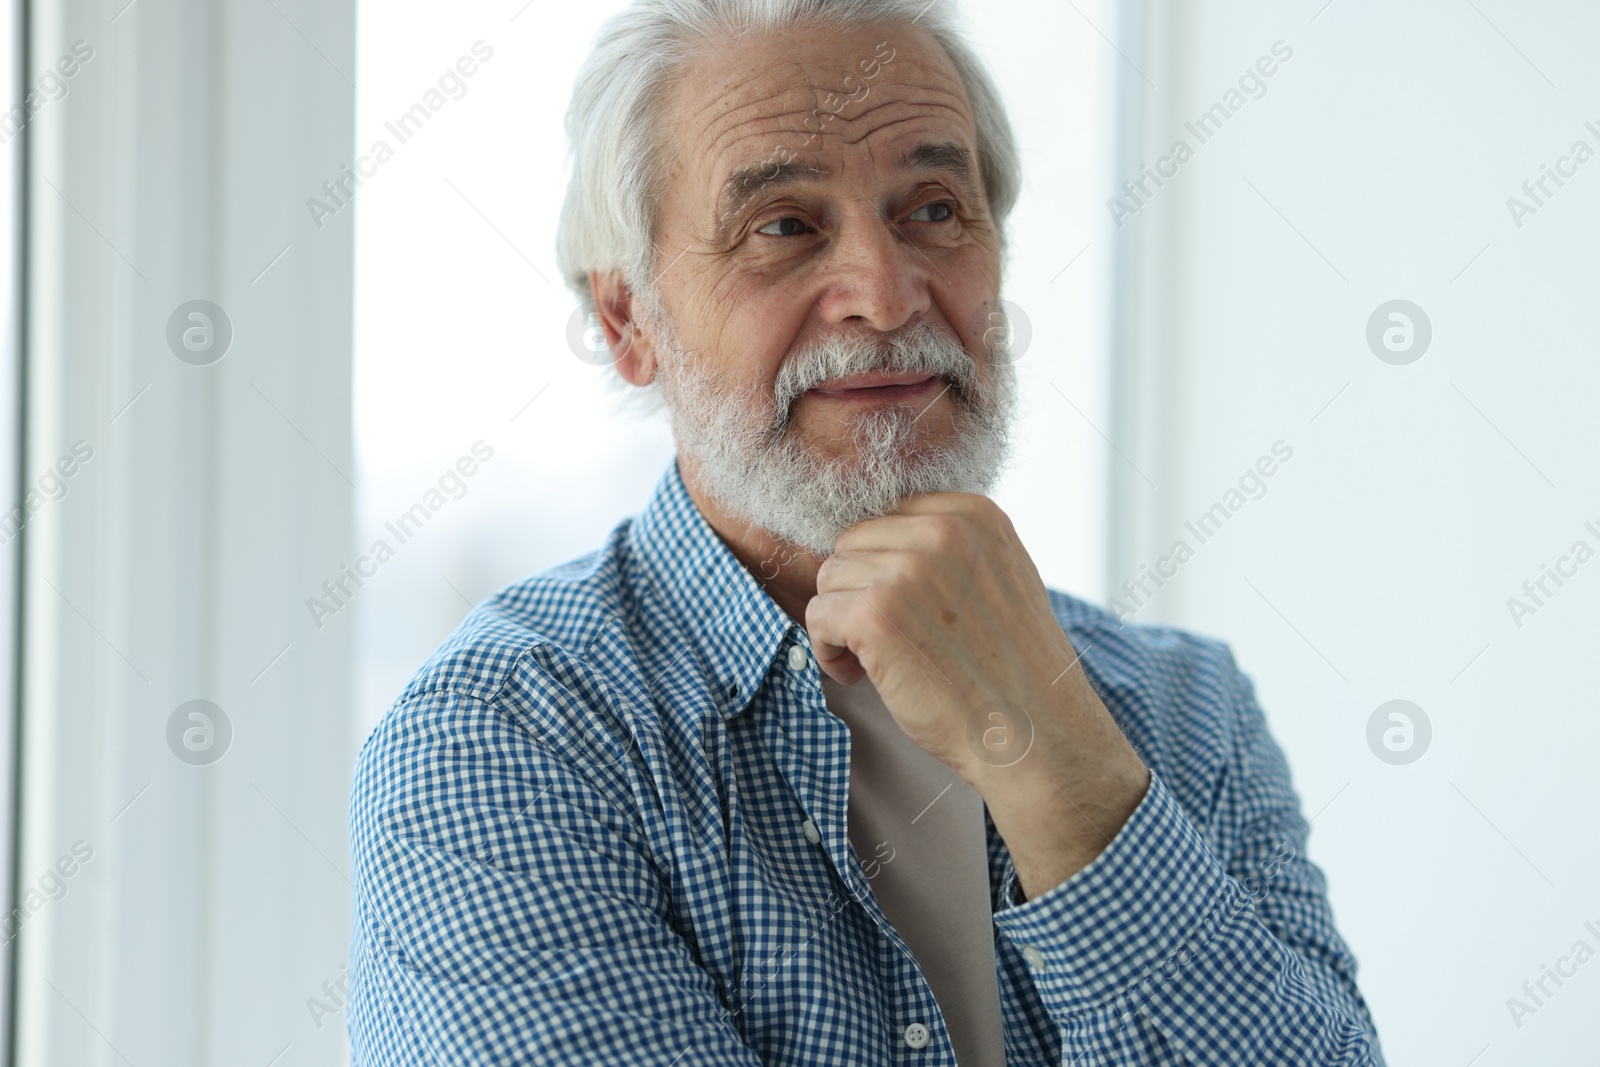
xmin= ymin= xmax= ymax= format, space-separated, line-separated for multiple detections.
xmin=555 ymin=0 xmax=1021 ymax=413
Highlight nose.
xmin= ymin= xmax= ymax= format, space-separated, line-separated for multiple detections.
xmin=813 ymin=206 xmax=933 ymax=333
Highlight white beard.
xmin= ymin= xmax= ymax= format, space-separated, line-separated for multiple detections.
xmin=646 ymin=304 xmax=1018 ymax=558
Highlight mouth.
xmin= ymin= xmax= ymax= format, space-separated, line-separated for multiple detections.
xmin=803 ymin=371 xmax=945 ymax=403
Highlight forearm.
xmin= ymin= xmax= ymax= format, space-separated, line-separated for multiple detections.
xmin=939 ymin=608 xmax=1156 ymax=897
xmin=986 ymin=772 xmax=1385 ymax=1065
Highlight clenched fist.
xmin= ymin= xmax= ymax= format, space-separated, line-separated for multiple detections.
xmin=803 ymin=492 xmax=1150 ymax=897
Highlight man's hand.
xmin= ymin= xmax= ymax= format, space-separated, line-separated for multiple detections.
xmin=803 ymin=493 xmax=1149 ymax=898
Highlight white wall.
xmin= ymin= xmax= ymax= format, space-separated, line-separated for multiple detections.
xmin=1112 ymin=1 xmax=1600 ymax=1061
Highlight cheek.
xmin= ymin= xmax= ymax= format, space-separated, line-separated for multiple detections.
xmin=937 ymin=250 xmax=1002 ymax=344
xmin=708 ymin=288 xmax=806 ymax=379
xmin=948 ymin=299 xmax=999 ymax=369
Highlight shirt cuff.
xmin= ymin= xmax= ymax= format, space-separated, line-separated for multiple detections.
xmin=991 ymin=770 xmax=1241 ymax=1015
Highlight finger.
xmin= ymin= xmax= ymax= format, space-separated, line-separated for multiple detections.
xmin=817 ymin=648 xmax=865 ymax=685
xmin=882 ymin=491 xmax=991 ymax=516
xmin=836 ymin=495 xmax=1008 ymax=551
xmin=804 ymin=590 xmax=853 ymax=660
xmin=833 ymin=512 xmax=946 ymax=552
xmin=882 ymin=493 xmax=1016 ymax=544
xmin=804 ymin=591 xmax=868 ymax=684
xmin=814 ymin=548 xmax=899 ymax=595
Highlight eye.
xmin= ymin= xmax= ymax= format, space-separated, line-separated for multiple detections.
xmin=907 ymin=201 xmax=955 ymax=223
xmin=755 ymin=216 xmax=813 ymax=237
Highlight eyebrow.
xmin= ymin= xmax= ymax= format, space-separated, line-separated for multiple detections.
xmin=901 ymin=140 xmax=975 ymax=183
xmin=710 ymin=139 xmax=979 ymax=244
xmin=713 ymin=159 xmax=832 ymax=241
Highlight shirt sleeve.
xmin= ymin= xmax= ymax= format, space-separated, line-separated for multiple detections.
xmin=346 ymin=683 xmax=765 ymax=1066
xmin=989 ymin=649 xmax=1387 ymax=1065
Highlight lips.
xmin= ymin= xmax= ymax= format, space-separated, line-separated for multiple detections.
xmin=805 ymin=371 xmax=940 ymax=399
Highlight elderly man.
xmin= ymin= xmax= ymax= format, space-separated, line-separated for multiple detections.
xmin=348 ymin=1 xmax=1386 ymax=1063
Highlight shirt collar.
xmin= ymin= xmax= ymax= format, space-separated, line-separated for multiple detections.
xmin=628 ymin=455 xmax=804 ymax=722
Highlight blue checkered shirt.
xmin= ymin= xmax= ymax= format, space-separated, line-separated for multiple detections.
xmin=347 ymin=456 xmax=1386 ymax=1065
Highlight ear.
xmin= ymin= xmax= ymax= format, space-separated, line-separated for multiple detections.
xmin=588 ymin=270 xmax=661 ymax=387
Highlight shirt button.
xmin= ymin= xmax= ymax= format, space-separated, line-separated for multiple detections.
xmin=801 ymin=818 xmax=822 ymax=845
xmin=786 ymin=644 xmax=808 ymax=670
xmin=1022 ymin=945 xmax=1046 ymax=971
xmin=903 ymin=1022 xmax=930 ymax=1049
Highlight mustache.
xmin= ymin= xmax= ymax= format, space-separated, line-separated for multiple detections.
xmin=771 ymin=320 xmax=980 ymax=419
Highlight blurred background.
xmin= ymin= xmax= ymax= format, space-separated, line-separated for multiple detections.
xmin=0 ymin=0 xmax=1595 ymax=1063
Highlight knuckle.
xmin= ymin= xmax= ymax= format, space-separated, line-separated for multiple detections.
xmin=930 ymin=513 xmax=973 ymax=562
xmin=889 ymin=552 xmax=920 ymax=586
xmin=926 ymin=512 xmax=964 ymax=548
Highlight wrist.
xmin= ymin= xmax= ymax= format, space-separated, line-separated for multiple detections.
xmin=980 ymin=760 xmax=1150 ymax=901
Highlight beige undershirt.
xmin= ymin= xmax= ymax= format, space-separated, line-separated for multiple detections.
xmin=821 ymin=673 xmax=1008 ymax=1067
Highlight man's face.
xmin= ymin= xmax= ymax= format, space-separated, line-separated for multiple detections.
xmin=625 ymin=20 xmax=1016 ymax=556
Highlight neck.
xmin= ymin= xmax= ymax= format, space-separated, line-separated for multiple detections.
xmin=676 ymin=452 xmax=822 ymax=628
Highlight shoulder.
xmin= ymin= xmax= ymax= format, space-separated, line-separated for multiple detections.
xmin=397 ymin=521 xmax=634 ymax=703
xmin=346 ymin=524 xmax=678 ymax=995
xmin=1045 ymin=587 xmax=1244 ymax=698
xmin=352 ymin=517 xmax=656 ymax=822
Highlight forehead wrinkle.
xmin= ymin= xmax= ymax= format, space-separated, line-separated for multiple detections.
xmin=684 ymin=38 xmax=969 ymax=153
xmin=711 ymin=89 xmax=977 ymax=200
xmin=822 ymin=94 xmax=975 ymax=148
xmin=785 ymin=87 xmax=976 ymax=169
xmin=681 ymin=68 xmax=805 ymax=133
xmin=670 ymin=40 xmax=980 ymax=243
xmin=684 ymin=80 xmax=834 ymax=194
xmin=824 ymin=105 xmax=984 ymax=199
xmin=679 ymin=44 xmax=861 ymax=141
xmin=696 ymin=88 xmax=823 ymax=165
